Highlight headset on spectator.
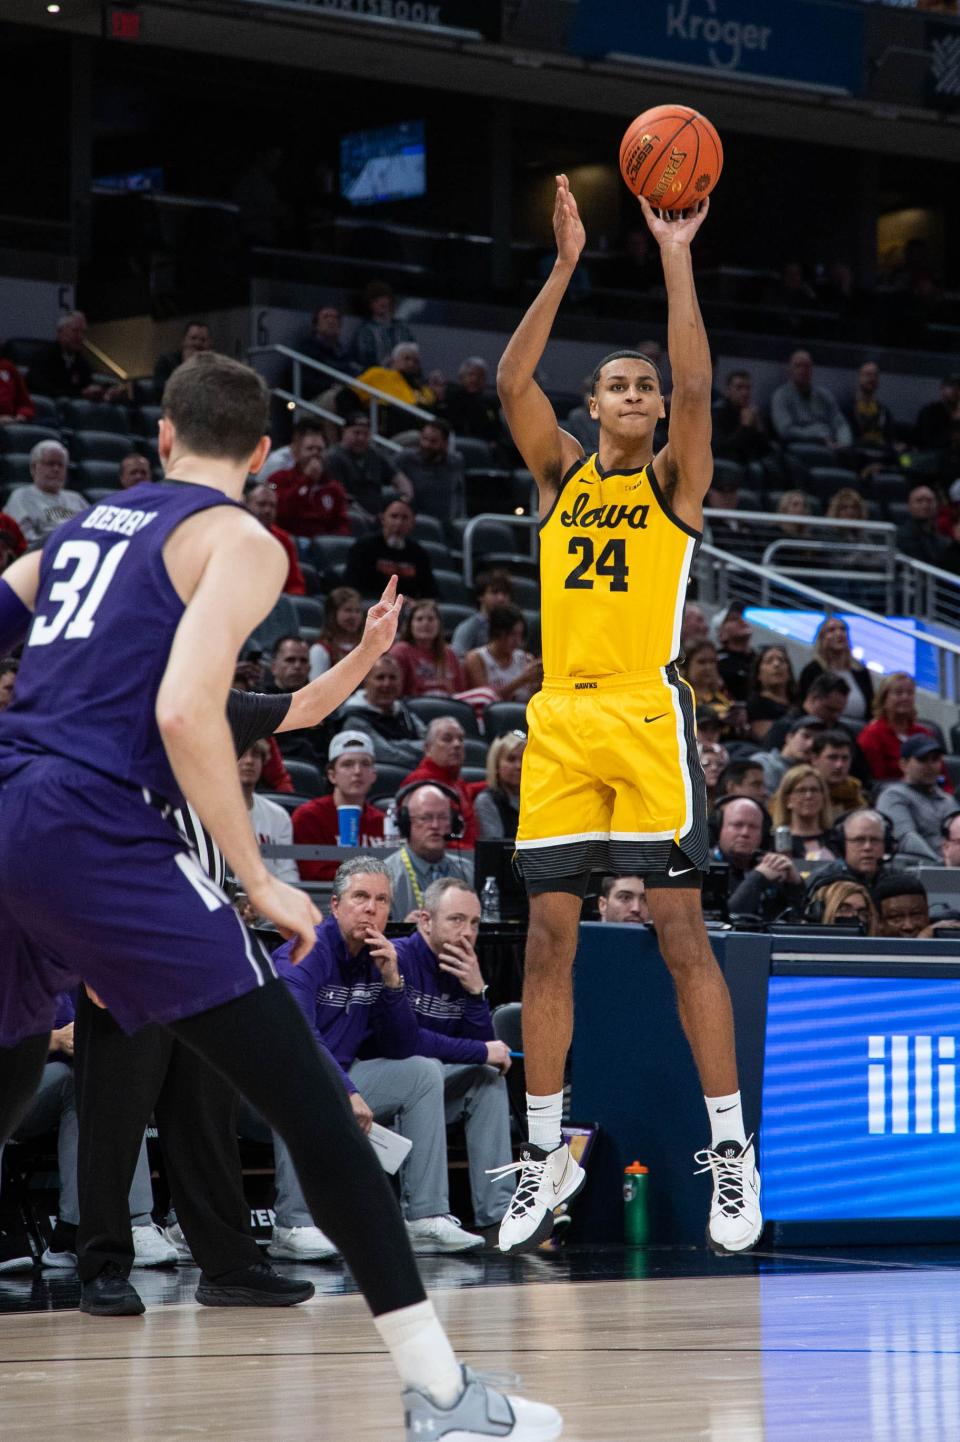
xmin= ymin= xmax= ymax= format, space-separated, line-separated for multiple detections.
xmin=395 ymin=780 xmax=465 ymax=842
xmin=825 ymin=809 xmax=895 ymax=863
xmin=707 ymin=793 xmax=773 ymax=854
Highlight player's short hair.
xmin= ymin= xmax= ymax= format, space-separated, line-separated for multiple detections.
xmin=162 ymin=352 xmax=269 ymax=462
xmin=0 ymin=656 xmax=18 ymax=675
xmin=422 ymin=876 xmax=476 ymax=914
xmin=807 ymin=671 xmax=851 ymax=699
xmin=590 ymin=350 xmax=662 ymax=394
xmin=717 ymin=758 xmax=764 ymax=791
xmin=421 ymin=416 xmax=450 ymax=439
xmin=291 ymin=416 xmax=327 ymax=440
xmin=725 ymin=369 xmax=751 ymax=386
xmin=332 ymin=855 xmax=392 ymax=901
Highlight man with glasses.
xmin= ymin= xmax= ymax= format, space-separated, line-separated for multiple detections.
xmin=385 ymin=783 xmax=474 ymax=921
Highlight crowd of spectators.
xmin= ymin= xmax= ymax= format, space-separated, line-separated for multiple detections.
xmin=2 ymin=303 xmax=960 ymax=959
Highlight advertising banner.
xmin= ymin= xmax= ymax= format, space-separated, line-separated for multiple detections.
xmin=232 ymin=0 xmax=499 ymax=38
xmin=569 ymin=0 xmax=865 ymax=96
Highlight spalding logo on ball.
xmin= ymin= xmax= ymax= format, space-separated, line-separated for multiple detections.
xmin=619 ymin=104 xmax=723 ymax=211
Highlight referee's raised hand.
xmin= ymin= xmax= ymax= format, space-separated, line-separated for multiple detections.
xmin=359 ymin=575 xmax=404 ymax=658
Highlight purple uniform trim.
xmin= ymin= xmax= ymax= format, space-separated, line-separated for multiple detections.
xmin=0 ymin=578 xmax=30 ymax=654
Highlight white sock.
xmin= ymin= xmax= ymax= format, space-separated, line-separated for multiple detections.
xmin=374 ymin=1299 xmax=463 ymax=1408
xmin=705 ymin=1091 xmax=747 ymax=1149
xmin=526 ymin=1091 xmax=564 ymax=1152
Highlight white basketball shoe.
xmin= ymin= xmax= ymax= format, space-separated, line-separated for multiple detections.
xmin=694 ymin=1136 xmax=763 ymax=1254
xmin=493 ymin=1144 xmax=586 ymax=1255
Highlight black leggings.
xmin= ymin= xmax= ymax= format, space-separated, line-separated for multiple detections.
xmin=0 ymin=1034 xmax=50 ymax=1145
xmin=168 ymin=979 xmax=426 ymax=1317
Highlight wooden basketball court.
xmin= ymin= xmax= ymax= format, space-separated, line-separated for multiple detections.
xmin=2 ymin=1246 xmax=957 ymax=1439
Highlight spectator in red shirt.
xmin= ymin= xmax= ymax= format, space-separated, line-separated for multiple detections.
xmin=292 ymin=731 xmax=385 ymax=880
xmin=391 ymin=599 xmax=464 ymax=698
xmin=0 ymin=513 xmax=28 ymax=574
xmin=0 ymin=358 xmax=34 ymax=423
xmin=857 ymin=672 xmax=942 ymax=783
xmin=244 ymin=480 xmax=306 ymax=595
xmin=400 ymin=716 xmax=479 ymax=850
xmin=271 ymin=423 xmax=350 ymax=538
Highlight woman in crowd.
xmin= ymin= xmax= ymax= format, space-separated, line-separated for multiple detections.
xmin=308 ymin=586 xmax=364 ymax=680
xmin=747 ymin=644 xmax=798 ymax=725
xmin=680 ymin=640 xmax=737 ymax=729
xmin=698 ymin=740 xmax=729 ymax=812
xmin=798 ymin=615 xmax=874 ymax=724
xmin=857 ymin=671 xmax=939 ymax=782
xmin=475 ymin=731 xmax=526 ymax=840
xmin=770 ymin=764 xmax=836 ymax=861
xmin=390 ymin=598 xmax=465 ymax=698
xmin=463 ymin=604 xmax=542 ymax=704
xmin=817 ymin=879 xmax=878 ymax=934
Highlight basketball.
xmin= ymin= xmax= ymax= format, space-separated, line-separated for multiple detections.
xmin=619 ymin=104 xmax=723 ymax=211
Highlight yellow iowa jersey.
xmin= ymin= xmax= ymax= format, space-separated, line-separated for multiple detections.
xmin=539 ymin=454 xmax=701 ymax=678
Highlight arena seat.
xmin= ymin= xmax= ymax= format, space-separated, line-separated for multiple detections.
xmin=454 ymin=437 xmax=495 ymax=472
xmin=507 ymin=576 xmax=540 ymax=609
xmin=406 ymin=695 xmax=480 ymax=738
xmin=464 ymin=470 xmax=517 ymax=517
xmin=951 ymin=723 xmax=960 ymax=756
xmin=77 ymin=460 xmax=122 ymax=493
xmin=135 ymin=404 xmax=164 ymax=436
xmin=310 ymin=535 xmax=355 ymax=574
xmin=461 ymin=765 xmax=488 ymax=785
xmin=942 ymin=756 xmax=960 ymax=793
xmin=290 ymin=595 xmax=325 ymax=631
xmin=807 ymin=467 xmax=860 ymax=502
xmin=710 ymin=457 xmax=746 ymax=491
xmin=132 ymin=377 xmax=161 ymax=406
xmin=1 ymin=337 xmax=50 ymax=373
xmin=28 ymin=394 xmax=59 ymax=427
xmin=369 ymin=762 xmax=415 ymax=800
xmin=281 ymin=759 xmax=324 ymax=797
xmin=478 ymin=552 xmax=538 ymax=581
xmin=412 ymin=514 xmax=444 ymax=544
xmin=245 ymin=594 xmax=299 ymax=655
xmin=418 ymin=539 xmax=453 ymax=568
xmin=298 ymin=561 xmax=321 ymax=595
xmin=785 ymin=442 xmax=838 ymax=470
xmin=483 ymin=702 xmax=528 ymax=739
xmin=69 ymin=431 xmax=132 ymax=464
xmin=870 ymin=473 xmax=906 ymax=515
xmin=433 ymin=569 xmax=473 ymax=605
xmin=0 ymin=423 xmax=60 ymax=455
xmin=57 ymin=399 xmax=131 ymax=436
xmin=0 ymin=458 xmax=33 ymax=488
xmin=83 ymin=487 xmax=123 ymax=504
xmin=437 ymin=602 xmax=473 ymax=637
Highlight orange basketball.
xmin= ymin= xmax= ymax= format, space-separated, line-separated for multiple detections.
xmin=619 ymin=104 xmax=723 ymax=212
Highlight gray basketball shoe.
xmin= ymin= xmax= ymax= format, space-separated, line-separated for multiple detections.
xmin=403 ymin=1365 xmax=563 ymax=1439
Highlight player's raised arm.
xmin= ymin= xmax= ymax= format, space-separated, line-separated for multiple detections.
xmin=0 ymin=551 xmax=41 ymax=652
xmin=156 ymin=512 xmax=318 ymax=958
xmin=497 ymin=174 xmax=585 ymax=502
xmin=641 ymin=197 xmax=714 ymax=517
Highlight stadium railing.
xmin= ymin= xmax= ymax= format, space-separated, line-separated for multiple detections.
xmin=248 ymin=342 xmax=436 ymax=445
xmin=696 ymin=541 xmax=960 ymax=701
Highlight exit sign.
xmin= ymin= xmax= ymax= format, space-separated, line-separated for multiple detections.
xmin=104 ymin=5 xmax=142 ymax=39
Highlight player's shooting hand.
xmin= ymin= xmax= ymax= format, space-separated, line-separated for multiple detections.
xmin=350 ymin=1091 xmax=374 ymax=1134
xmin=438 ymin=937 xmax=485 ymax=996
xmin=360 ymin=576 xmax=404 ymax=658
xmin=553 ymin=174 xmax=586 ymax=270
xmin=637 ymin=194 xmax=710 ymax=248
xmin=248 ymin=876 xmax=320 ymax=963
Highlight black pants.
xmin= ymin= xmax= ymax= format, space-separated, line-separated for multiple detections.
xmin=0 ymin=1035 xmax=50 ymax=1144
xmin=69 ymin=979 xmax=422 ymax=1315
xmin=73 ymin=990 xmax=263 ymax=1284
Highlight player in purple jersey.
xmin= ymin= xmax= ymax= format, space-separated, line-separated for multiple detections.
xmin=0 ymin=353 xmax=561 ymax=1442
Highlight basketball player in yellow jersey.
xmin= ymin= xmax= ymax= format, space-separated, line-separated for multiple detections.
xmin=491 ymin=176 xmax=762 ymax=1256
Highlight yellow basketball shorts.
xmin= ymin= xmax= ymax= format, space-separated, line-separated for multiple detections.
xmin=516 ymin=663 xmax=708 ymax=892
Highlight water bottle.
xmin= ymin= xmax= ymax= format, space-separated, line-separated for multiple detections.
xmin=623 ymin=1161 xmax=649 ymax=1245
xmin=383 ymin=799 xmax=400 ymax=842
xmin=480 ymin=876 xmax=501 ymax=923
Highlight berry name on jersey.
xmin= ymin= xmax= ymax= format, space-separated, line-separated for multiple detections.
xmin=82 ymin=503 xmax=158 ymax=537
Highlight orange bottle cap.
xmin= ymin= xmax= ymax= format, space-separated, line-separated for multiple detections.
xmin=624 ymin=1162 xmax=648 ymax=1174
